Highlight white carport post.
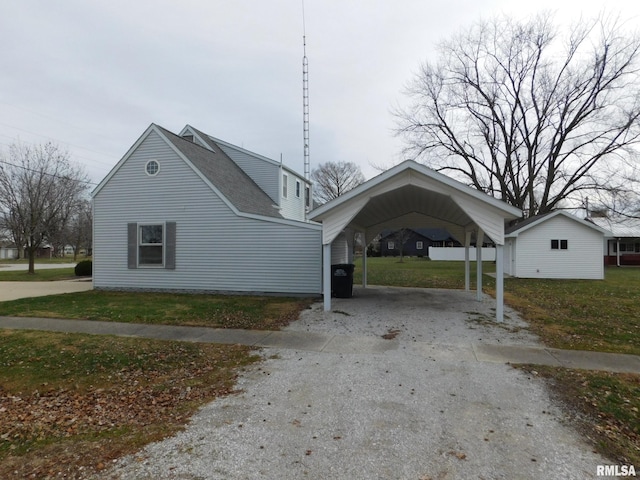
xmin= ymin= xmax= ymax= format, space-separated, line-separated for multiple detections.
xmin=476 ymin=229 xmax=484 ymax=301
xmin=362 ymin=233 xmax=368 ymax=288
xmin=323 ymin=243 xmax=332 ymax=311
xmin=464 ymin=231 xmax=472 ymax=291
xmin=495 ymin=244 xmax=504 ymax=322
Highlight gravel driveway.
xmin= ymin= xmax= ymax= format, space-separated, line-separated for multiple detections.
xmin=102 ymin=286 xmax=611 ymax=479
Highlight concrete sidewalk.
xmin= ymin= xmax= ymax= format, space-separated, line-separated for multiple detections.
xmin=1 ymin=315 xmax=639 ymax=374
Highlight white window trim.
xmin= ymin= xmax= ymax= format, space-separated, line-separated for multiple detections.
xmin=138 ymin=222 xmax=165 ymax=267
xmin=296 ymin=180 xmax=301 ymax=198
xmin=416 ymin=241 xmax=424 ymax=250
xmin=282 ymin=173 xmax=288 ymax=198
xmin=145 ymin=159 xmax=160 ymax=176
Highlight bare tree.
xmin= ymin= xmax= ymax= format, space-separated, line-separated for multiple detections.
xmin=311 ymin=161 xmax=365 ymax=204
xmin=0 ymin=142 xmax=88 ymax=273
xmin=67 ymin=199 xmax=93 ymax=260
xmin=391 ymin=228 xmax=412 ymax=263
xmin=396 ymin=12 xmax=640 ymax=217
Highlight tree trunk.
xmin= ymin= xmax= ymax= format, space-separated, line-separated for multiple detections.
xmin=27 ymin=248 xmax=35 ymax=274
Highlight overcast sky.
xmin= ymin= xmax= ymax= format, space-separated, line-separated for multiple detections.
xmin=1 ymin=0 xmax=639 ymax=188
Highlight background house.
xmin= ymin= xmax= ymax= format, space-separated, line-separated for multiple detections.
xmin=378 ymin=228 xmax=459 ymax=257
xmin=0 ymin=243 xmax=18 ymax=260
xmin=504 ymin=211 xmax=610 ymax=279
xmin=588 ymin=215 xmax=640 ymax=266
xmin=92 ymin=124 xmax=321 ymax=295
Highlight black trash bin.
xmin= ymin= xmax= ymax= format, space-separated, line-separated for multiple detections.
xmin=331 ymin=264 xmax=355 ymax=298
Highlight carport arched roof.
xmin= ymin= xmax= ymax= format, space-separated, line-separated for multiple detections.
xmin=309 ymin=160 xmax=522 ymax=245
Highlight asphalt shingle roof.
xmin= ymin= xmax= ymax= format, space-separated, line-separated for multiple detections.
xmin=156 ymin=126 xmax=283 ymax=219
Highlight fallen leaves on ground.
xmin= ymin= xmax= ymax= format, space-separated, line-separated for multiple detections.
xmin=0 ymin=344 xmax=257 ymax=479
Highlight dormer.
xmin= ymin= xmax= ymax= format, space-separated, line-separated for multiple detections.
xmin=178 ymin=126 xmax=214 ymax=151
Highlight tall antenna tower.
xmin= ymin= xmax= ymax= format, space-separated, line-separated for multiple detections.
xmin=302 ymin=1 xmax=310 ymax=181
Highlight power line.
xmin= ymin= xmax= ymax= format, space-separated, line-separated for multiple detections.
xmin=0 ymin=123 xmax=116 ymax=168
xmin=0 ymin=159 xmax=98 ymax=187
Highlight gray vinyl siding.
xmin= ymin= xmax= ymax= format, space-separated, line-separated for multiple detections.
xmin=94 ymin=131 xmax=322 ymax=295
xmin=215 ymin=142 xmax=281 ymax=205
xmin=280 ymin=170 xmax=307 ymax=221
xmin=514 ymin=216 xmax=604 ymax=279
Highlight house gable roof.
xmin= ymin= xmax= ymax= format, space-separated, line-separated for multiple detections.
xmin=92 ymin=124 xmax=283 ymax=220
xmin=157 ymin=126 xmax=283 ymax=219
xmin=181 ymin=125 xmax=310 ymax=183
xmin=505 ymin=210 xmax=611 ymax=237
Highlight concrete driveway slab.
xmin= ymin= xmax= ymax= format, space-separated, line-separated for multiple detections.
xmin=253 ymin=330 xmax=333 ymax=351
xmin=473 ymin=343 xmax=562 ymax=367
xmin=0 ymin=280 xmax=93 ymax=301
xmin=548 ymin=348 xmax=640 ymax=373
xmin=321 ymin=334 xmax=398 ymax=354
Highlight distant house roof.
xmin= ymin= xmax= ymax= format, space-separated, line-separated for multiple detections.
xmin=589 ymin=215 xmax=640 ymax=238
xmin=505 ymin=210 xmax=611 ymax=237
xmin=379 ymin=228 xmax=456 ymax=242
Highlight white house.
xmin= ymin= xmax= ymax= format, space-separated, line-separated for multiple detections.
xmin=92 ymin=124 xmax=322 ymax=295
xmin=588 ymin=215 xmax=640 ymax=266
xmin=0 ymin=244 xmax=18 ymax=260
xmin=504 ymin=211 xmax=610 ymax=280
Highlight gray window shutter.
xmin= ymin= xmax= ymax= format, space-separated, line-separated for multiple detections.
xmin=127 ymin=223 xmax=137 ymax=269
xmin=165 ymin=222 xmax=176 ymax=270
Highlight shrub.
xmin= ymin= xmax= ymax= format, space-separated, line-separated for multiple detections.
xmin=75 ymin=260 xmax=92 ymax=277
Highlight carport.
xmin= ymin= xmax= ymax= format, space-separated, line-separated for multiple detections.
xmin=308 ymin=160 xmax=522 ymax=321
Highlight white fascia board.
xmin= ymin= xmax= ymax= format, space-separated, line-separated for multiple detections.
xmin=238 ymin=212 xmax=322 ymax=230
xmin=310 ymin=160 xmax=522 ymax=220
xmin=208 ymin=135 xmax=280 ymax=166
xmin=510 ymin=211 xmax=611 ymax=237
xmin=207 ymin=134 xmax=309 ymax=185
xmin=179 ymin=125 xmax=215 ymax=152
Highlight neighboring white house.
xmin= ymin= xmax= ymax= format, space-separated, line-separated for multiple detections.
xmin=588 ymin=215 xmax=640 ymax=266
xmin=504 ymin=211 xmax=611 ymax=279
xmin=0 ymin=244 xmax=18 ymax=260
xmin=92 ymin=124 xmax=322 ymax=295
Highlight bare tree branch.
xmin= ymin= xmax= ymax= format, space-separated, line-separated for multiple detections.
xmin=395 ymin=12 xmax=640 ymax=217
xmin=311 ymin=161 xmax=365 ymax=204
xmin=0 ymin=142 xmax=88 ymax=273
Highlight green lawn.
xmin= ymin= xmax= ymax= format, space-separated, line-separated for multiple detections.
xmin=0 ymin=267 xmax=77 ymax=282
xmin=0 ymin=290 xmax=313 ymax=330
xmin=353 ymin=256 xmax=491 ymax=289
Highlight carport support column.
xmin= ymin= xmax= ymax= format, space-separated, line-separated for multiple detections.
xmin=476 ymin=229 xmax=484 ymax=301
xmin=362 ymin=238 xmax=368 ymax=288
xmin=495 ymin=244 xmax=504 ymax=322
xmin=323 ymin=243 xmax=332 ymax=311
xmin=464 ymin=231 xmax=472 ymax=291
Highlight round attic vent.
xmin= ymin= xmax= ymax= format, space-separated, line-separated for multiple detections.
xmin=145 ymin=160 xmax=159 ymax=176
